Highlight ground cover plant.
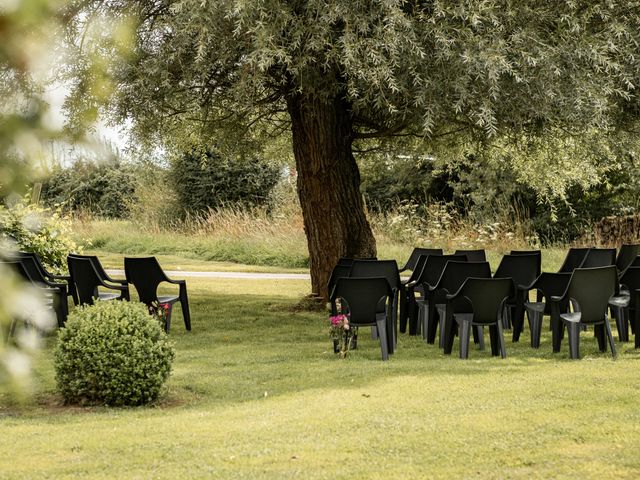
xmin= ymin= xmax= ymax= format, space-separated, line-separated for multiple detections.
xmin=2 ymin=274 xmax=640 ymax=479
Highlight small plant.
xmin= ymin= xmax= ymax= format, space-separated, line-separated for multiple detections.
xmin=329 ymin=313 xmax=355 ymax=358
xmin=54 ymin=301 xmax=174 ymax=406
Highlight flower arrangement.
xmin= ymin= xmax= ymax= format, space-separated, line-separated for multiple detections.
xmin=148 ymin=301 xmax=171 ymax=331
xmin=329 ymin=313 xmax=355 ymax=358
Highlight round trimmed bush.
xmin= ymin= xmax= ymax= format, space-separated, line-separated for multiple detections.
xmin=54 ymin=301 xmax=174 ymax=406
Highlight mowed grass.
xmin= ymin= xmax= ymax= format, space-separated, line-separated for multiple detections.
xmin=2 ymin=277 xmax=640 ymax=479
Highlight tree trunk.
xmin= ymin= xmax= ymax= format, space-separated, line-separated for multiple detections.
xmin=286 ymin=92 xmax=377 ymax=300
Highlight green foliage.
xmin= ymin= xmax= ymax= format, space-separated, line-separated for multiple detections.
xmin=54 ymin=301 xmax=174 ymax=406
xmin=0 ymin=197 xmax=80 ymax=272
xmin=171 ymin=149 xmax=281 ymax=214
xmin=41 ymin=160 xmax=137 ymax=218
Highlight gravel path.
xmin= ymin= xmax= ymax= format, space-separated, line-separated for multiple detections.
xmin=105 ymin=269 xmax=311 ymax=280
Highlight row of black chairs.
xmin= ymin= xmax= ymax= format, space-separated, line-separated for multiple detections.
xmin=4 ymin=253 xmax=191 ymax=333
xmin=328 ymin=244 xmax=640 ymax=360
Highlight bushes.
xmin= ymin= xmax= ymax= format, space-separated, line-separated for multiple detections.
xmin=171 ymin=149 xmax=281 ymax=214
xmin=54 ymin=301 xmax=174 ymax=406
xmin=41 ymin=160 xmax=137 ymax=218
xmin=0 ymin=197 xmax=80 ymax=272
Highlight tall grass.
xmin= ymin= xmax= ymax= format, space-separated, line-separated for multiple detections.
xmin=70 ymin=189 xmax=560 ymax=270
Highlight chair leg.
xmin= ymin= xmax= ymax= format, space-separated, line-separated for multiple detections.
xmin=418 ymin=301 xmax=427 ymax=341
xmin=635 ymin=309 xmax=640 ymax=349
xmin=179 ymin=284 xmax=191 ymax=331
xmin=399 ymin=289 xmax=408 ymax=334
xmin=438 ymin=309 xmax=445 ymax=348
xmin=502 ymin=305 xmax=511 ymax=330
xmin=164 ymin=304 xmax=173 ymax=333
xmin=371 ymin=326 xmax=378 ymax=340
xmin=459 ymin=319 xmax=471 ymax=359
xmin=495 ymin=320 xmax=507 ymax=358
xmin=594 ymin=324 xmax=607 ymax=352
xmin=512 ymin=294 xmax=526 ymax=342
xmin=376 ymin=319 xmax=389 ymax=361
xmin=443 ymin=309 xmax=456 ymax=355
xmin=488 ymin=325 xmax=499 ymax=356
xmin=619 ymin=307 xmax=629 ymax=342
xmin=426 ymin=301 xmax=438 ymax=344
xmin=566 ymin=321 xmax=580 ymax=359
xmin=473 ymin=326 xmax=485 ymax=350
xmin=528 ymin=309 xmax=543 ymax=349
xmin=386 ymin=304 xmax=395 ymax=355
xmin=604 ymin=317 xmax=617 ymax=358
xmin=551 ymin=302 xmax=563 ymax=353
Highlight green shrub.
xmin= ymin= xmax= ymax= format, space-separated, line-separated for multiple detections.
xmin=171 ymin=149 xmax=281 ymax=214
xmin=41 ymin=159 xmax=137 ymax=218
xmin=54 ymin=301 xmax=174 ymax=406
xmin=0 ymin=196 xmax=81 ymax=272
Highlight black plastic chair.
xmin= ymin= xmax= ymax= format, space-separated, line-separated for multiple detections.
xmin=399 ymin=253 xmax=431 ymax=334
xmin=558 ymin=248 xmax=589 ymax=273
xmin=609 ymin=266 xmax=640 ymax=344
xmin=399 ymin=248 xmax=443 ymax=273
xmin=579 ymin=248 xmax=616 ymax=268
xmin=632 ymin=256 xmax=640 ymax=267
xmin=330 ymin=277 xmax=393 ymax=360
xmin=1 ymin=260 xmax=60 ymax=332
xmin=616 ymin=244 xmax=640 ymax=273
xmin=68 ymin=254 xmax=129 ymax=301
xmin=549 ymin=266 xmax=618 ymax=359
xmin=349 ymin=260 xmax=400 ymax=352
xmin=443 ymin=277 xmax=514 ymax=358
xmin=18 ymin=251 xmax=77 ymax=306
xmin=522 ymin=273 xmax=572 ymax=348
xmin=493 ymin=254 xmax=541 ymax=341
xmin=454 ymin=249 xmax=486 ymax=262
xmin=427 ymin=261 xmax=492 ymax=350
xmin=412 ymin=254 xmax=467 ymax=340
xmin=15 ymin=255 xmax=69 ymax=327
xmin=68 ymin=256 xmax=128 ymax=307
xmin=124 ymin=257 xmax=191 ymax=333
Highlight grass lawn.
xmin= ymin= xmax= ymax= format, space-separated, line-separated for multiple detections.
xmin=2 ymin=276 xmax=640 ymax=479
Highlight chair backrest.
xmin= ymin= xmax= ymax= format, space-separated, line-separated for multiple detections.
xmin=454 ymin=277 xmax=514 ymax=324
xmin=401 ymin=247 xmax=444 ymax=271
xmin=510 ymin=250 xmax=542 ymax=276
xmin=558 ymin=248 xmax=589 ymax=273
xmin=124 ymin=257 xmax=166 ymax=304
xmin=531 ymin=272 xmax=572 ymax=301
xmin=435 ymin=261 xmax=492 ymax=293
xmin=17 ymin=255 xmax=48 ymax=284
xmin=1 ymin=261 xmax=32 ymax=282
xmin=632 ymin=256 xmax=640 ymax=267
xmin=579 ymin=248 xmax=616 ymax=268
xmin=454 ymin=249 xmax=486 ymax=262
xmin=494 ymin=254 xmax=540 ymax=287
xmin=620 ymin=267 xmax=640 ymax=310
xmin=616 ymin=244 xmax=640 ymax=272
xmin=415 ymin=254 xmax=467 ymax=288
xmin=566 ymin=266 xmax=617 ymax=324
xmin=349 ymin=260 xmax=400 ymax=291
xmin=67 ymin=256 xmax=103 ymax=305
xmin=17 ymin=252 xmax=50 ymax=280
xmin=68 ymin=253 xmax=110 ymax=281
xmin=406 ymin=254 xmax=430 ymax=284
xmin=331 ymin=277 xmax=391 ymax=325
xmin=337 ymin=258 xmax=354 ymax=267
xmin=327 ymin=264 xmax=352 ymax=295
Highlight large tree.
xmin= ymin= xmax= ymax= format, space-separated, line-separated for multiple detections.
xmin=69 ymin=0 xmax=640 ymax=299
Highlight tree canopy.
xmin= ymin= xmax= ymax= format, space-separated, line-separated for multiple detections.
xmin=68 ymin=0 xmax=640 ymax=297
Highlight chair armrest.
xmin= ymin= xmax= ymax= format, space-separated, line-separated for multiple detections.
xmin=516 ymin=283 xmax=532 ymax=292
xmin=549 ymin=295 xmax=564 ymax=303
xmin=46 ymin=273 xmax=71 ymax=281
xmin=164 ymin=278 xmax=186 ymax=285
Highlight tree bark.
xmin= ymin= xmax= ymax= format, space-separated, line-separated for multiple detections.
xmin=286 ymin=92 xmax=377 ymax=300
